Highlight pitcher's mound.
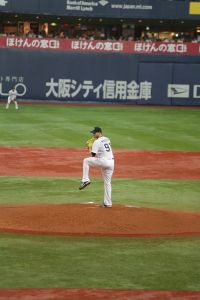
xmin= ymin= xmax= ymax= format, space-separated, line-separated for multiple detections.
xmin=0 ymin=204 xmax=199 ymax=237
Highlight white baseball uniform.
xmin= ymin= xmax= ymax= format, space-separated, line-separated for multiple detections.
xmin=82 ymin=136 xmax=114 ymax=207
xmin=6 ymin=88 xmax=18 ymax=109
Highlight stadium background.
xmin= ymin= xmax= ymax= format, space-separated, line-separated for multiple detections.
xmin=1 ymin=0 xmax=200 ymax=105
xmin=0 ymin=1 xmax=200 ymax=300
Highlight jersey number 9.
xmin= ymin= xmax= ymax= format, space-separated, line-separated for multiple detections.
xmin=104 ymin=143 xmax=111 ymax=152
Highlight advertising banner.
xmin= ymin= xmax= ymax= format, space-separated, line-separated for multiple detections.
xmin=0 ymin=37 xmax=200 ymax=56
xmin=171 ymin=63 xmax=200 ymax=105
xmin=0 ymin=48 xmax=200 ymax=105
xmin=189 ymin=2 xmax=200 ymax=15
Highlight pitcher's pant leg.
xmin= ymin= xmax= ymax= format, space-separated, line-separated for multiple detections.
xmin=82 ymin=157 xmax=101 ymax=182
xmin=102 ymin=168 xmax=113 ymax=207
xmin=82 ymin=158 xmax=90 ymax=182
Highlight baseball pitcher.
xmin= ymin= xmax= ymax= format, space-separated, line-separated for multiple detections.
xmin=79 ymin=127 xmax=114 ymax=208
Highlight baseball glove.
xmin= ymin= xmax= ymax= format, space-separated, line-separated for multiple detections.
xmin=85 ymin=137 xmax=96 ymax=150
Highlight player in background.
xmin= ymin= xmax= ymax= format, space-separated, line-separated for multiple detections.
xmin=6 ymin=86 xmax=18 ymax=110
xmin=79 ymin=127 xmax=114 ymax=208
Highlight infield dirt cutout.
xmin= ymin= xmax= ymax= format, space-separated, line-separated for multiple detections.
xmin=0 ymin=146 xmax=200 ymax=299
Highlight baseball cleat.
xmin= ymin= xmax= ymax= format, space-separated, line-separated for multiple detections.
xmin=79 ymin=181 xmax=91 ymax=190
xmin=100 ymin=203 xmax=112 ymax=208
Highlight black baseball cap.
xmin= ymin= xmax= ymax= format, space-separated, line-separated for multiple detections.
xmin=90 ymin=127 xmax=102 ymax=134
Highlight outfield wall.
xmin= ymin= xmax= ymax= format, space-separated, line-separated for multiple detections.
xmin=1 ymin=47 xmax=200 ymax=106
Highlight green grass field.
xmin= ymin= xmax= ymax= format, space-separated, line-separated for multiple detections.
xmin=0 ymin=103 xmax=200 ymax=290
xmin=0 ymin=177 xmax=200 ymax=211
xmin=1 ymin=103 xmax=200 ymax=151
xmin=0 ymin=234 xmax=199 ymax=290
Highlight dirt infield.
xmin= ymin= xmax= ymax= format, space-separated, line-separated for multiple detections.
xmin=0 ymin=146 xmax=200 ymax=179
xmin=0 ymin=288 xmax=200 ymax=300
xmin=0 ymin=146 xmax=200 ymax=238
